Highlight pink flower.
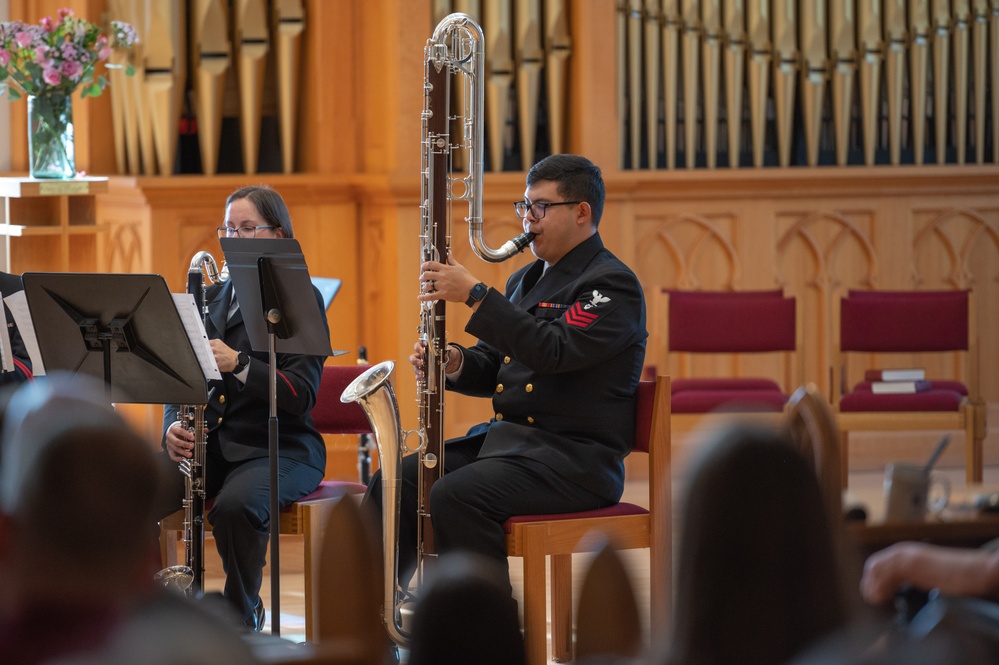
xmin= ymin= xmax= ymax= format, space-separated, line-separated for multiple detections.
xmin=34 ymin=46 xmax=51 ymax=67
xmin=60 ymin=60 xmax=83 ymax=78
xmin=97 ymin=45 xmax=112 ymax=61
xmin=0 ymin=49 xmax=9 ymax=67
xmin=15 ymin=31 xmax=32 ymax=47
xmin=40 ymin=17 xmax=54 ymax=32
xmin=42 ymin=67 xmax=61 ymax=86
xmin=57 ymin=8 xmax=73 ymax=21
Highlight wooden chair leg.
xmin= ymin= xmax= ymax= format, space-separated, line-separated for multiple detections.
xmin=550 ymin=553 xmax=573 ymax=662
xmin=521 ymin=524 xmax=549 ymax=665
xmin=160 ymin=525 xmax=180 ymax=568
xmin=839 ymin=430 xmax=850 ymax=488
xmin=967 ymin=402 xmax=985 ymax=483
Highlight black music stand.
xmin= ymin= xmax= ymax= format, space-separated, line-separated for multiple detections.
xmin=20 ymin=273 xmax=207 ymax=405
xmin=221 ymin=237 xmax=334 ymax=636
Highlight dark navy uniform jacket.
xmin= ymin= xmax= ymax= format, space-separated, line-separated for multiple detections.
xmin=162 ymin=279 xmax=328 ymax=474
xmin=449 ymin=233 xmax=647 ymax=502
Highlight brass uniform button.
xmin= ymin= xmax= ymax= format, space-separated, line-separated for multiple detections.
xmin=217 ymin=417 xmax=223 ymax=425
xmin=527 ymin=416 xmax=535 ymax=424
xmin=525 ymin=384 xmax=533 ymax=393
xmin=219 ymin=395 xmax=226 ymax=404
xmin=495 ymin=413 xmax=504 ymax=421
xmin=503 ymin=356 xmax=511 ymax=364
xmin=496 ymin=384 xmax=504 ymax=393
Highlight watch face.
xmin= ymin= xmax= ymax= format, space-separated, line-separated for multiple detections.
xmin=471 ymin=283 xmax=487 ymax=299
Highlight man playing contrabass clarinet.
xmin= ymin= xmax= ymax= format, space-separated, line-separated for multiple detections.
xmin=364 ymin=154 xmax=648 ymax=595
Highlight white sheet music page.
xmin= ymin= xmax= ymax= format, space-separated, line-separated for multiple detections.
xmin=0 ymin=310 xmax=12 ymax=373
xmin=3 ymin=291 xmax=44 ymax=375
xmin=172 ymin=293 xmax=223 ymax=381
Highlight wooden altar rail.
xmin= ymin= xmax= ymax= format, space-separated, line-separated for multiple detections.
xmin=77 ymin=167 xmax=998 ymax=479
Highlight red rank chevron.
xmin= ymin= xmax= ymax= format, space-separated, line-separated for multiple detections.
xmin=565 ymin=302 xmax=599 ymax=328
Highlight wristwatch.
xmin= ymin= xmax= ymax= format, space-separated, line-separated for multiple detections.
xmin=234 ymin=351 xmax=250 ymax=373
xmin=465 ymin=282 xmax=488 ymax=307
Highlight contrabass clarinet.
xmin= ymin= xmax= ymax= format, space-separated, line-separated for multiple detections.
xmin=341 ymin=12 xmax=534 ymax=648
xmin=155 ymin=251 xmax=226 ymax=596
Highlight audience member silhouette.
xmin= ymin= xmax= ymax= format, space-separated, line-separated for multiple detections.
xmin=656 ymin=424 xmax=849 ymax=665
xmin=0 ymin=375 xmax=257 ymax=665
xmin=407 ymin=552 xmax=526 ymax=665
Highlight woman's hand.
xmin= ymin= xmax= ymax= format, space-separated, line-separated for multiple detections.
xmin=164 ymin=420 xmax=194 ymax=462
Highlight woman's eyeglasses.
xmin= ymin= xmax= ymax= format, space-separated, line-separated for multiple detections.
xmin=216 ymin=225 xmax=277 ymax=239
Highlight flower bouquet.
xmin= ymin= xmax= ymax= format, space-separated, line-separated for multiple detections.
xmin=0 ymin=9 xmax=137 ymax=178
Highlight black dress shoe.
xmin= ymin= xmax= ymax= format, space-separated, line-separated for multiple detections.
xmin=252 ymin=598 xmax=265 ymax=632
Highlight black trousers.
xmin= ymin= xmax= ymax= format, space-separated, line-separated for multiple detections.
xmin=156 ymin=448 xmax=323 ymax=626
xmin=362 ymin=426 xmax=611 ymax=592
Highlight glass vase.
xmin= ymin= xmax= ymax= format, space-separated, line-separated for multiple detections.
xmin=28 ymin=93 xmax=76 ymax=179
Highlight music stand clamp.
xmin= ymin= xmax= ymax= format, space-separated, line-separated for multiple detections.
xmin=21 ymin=273 xmax=208 ymax=405
xmin=221 ymin=238 xmax=333 ymax=636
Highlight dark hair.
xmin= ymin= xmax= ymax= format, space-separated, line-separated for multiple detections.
xmin=526 ymin=154 xmax=605 ymax=227
xmin=226 ymin=185 xmax=294 ymax=238
xmin=663 ymin=425 xmax=848 ymax=665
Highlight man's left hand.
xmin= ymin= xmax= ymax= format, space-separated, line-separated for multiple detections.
xmin=418 ymin=252 xmax=479 ymax=304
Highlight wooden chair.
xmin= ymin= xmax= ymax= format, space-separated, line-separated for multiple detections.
xmin=832 ymin=290 xmax=985 ymax=483
xmin=663 ymin=290 xmax=799 ymax=434
xmin=159 ymin=364 xmax=372 ymax=643
xmin=503 ymin=375 xmax=671 ymax=665
xmin=785 ymin=383 xmax=843 ymax=529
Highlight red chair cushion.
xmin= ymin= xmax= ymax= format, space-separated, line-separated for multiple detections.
xmin=200 ymin=480 xmax=366 ymax=516
xmin=839 ymin=389 xmax=965 ymax=412
xmin=671 ymin=388 xmax=787 ymax=413
xmin=503 ymin=502 xmax=649 ymax=533
xmin=672 ymin=377 xmax=782 ymax=393
xmin=840 ymin=291 xmax=969 ymax=352
xmin=668 ymin=291 xmax=796 ymax=353
xmin=294 ymin=479 xmax=367 ymax=504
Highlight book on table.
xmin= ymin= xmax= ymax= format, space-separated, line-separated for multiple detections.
xmin=870 ymin=380 xmax=932 ymax=394
xmin=864 ymin=368 xmax=926 ymax=382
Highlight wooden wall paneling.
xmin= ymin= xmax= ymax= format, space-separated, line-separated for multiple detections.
xmin=777 ymin=205 xmax=881 ymax=393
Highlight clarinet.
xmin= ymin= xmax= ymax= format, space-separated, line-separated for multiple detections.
xmin=155 ymin=252 xmax=224 ymax=595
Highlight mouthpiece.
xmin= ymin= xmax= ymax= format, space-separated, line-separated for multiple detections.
xmin=501 ymin=232 xmax=536 ymax=257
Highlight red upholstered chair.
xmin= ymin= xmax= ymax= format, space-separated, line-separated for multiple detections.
xmin=159 ymin=364 xmax=371 ymax=642
xmin=504 ymin=376 xmax=671 ymax=665
xmin=664 ymin=290 xmax=799 ymax=433
xmin=833 ymin=290 xmax=985 ymax=483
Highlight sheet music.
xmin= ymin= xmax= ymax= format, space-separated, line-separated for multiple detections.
xmin=3 ymin=291 xmax=44 ymax=376
xmin=0 ymin=311 xmax=12 ymax=372
xmin=172 ymin=293 xmax=223 ymax=381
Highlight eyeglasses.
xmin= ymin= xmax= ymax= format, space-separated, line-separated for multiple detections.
xmin=216 ymin=225 xmax=277 ymax=239
xmin=513 ymin=200 xmax=581 ymax=219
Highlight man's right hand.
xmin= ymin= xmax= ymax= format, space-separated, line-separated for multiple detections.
xmin=164 ymin=420 xmax=195 ymax=462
